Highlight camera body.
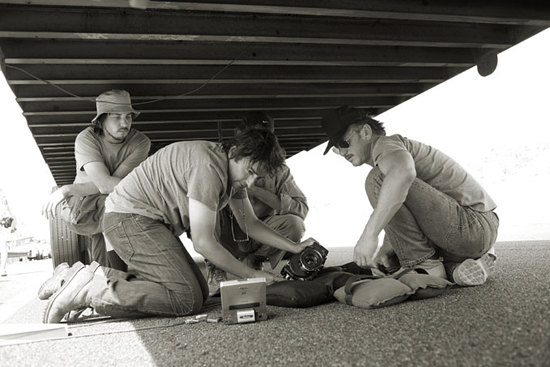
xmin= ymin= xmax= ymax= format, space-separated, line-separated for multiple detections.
xmin=281 ymin=241 xmax=329 ymax=281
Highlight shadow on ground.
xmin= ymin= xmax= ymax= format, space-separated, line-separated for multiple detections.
xmin=1 ymin=241 xmax=549 ymax=367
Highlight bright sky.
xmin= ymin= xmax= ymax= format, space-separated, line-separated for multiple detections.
xmin=1 ymin=29 xmax=549 ymax=245
xmin=288 ymin=29 xmax=550 ymax=245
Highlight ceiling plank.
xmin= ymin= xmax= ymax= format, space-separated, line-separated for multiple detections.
xmin=0 ymin=39 xmax=479 ymax=66
xmin=0 ymin=6 xmax=523 ymax=48
xmin=0 ymin=0 xmax=549 ymax=26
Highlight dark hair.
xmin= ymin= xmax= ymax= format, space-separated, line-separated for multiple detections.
xmin=222 ymin=128 xmax=286 ymax=176
xmin=356 ymin=115 xmax=386 ymax=136
xmin=92 ymin=114 xmax=107 ymax=134
xmin=236 ymin=111 xmax=275 ymax=133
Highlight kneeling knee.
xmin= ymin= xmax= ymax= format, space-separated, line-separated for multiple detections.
xmin=285 ymin=216 xmax=306 ymax=242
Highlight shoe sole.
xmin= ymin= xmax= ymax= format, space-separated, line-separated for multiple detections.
xmin=37 ymin=263 xmax=70 ymax=300
xmin=43 ymin=262 xmax=86 ymax=323
xmin=454 ymin=254 xmax=495 ymax=286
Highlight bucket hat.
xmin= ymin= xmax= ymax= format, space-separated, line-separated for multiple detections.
xmin=91 ymin=90 xmax=140 ymax=124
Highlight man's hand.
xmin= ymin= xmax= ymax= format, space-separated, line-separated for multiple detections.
xmin=370 ymin=252 xmax=393 ymax=276
xmin=372 ymin=251 xmax=392 ymax=270
xmin=353 ymin=234 xmax=379 ymax=268
xmin=290 ymin=237 xmax=317 ymax=254
xmin=42 ymin=188 xmax=67 ymax=220
xmin=252 ymin=270 xmax=285 ymax=285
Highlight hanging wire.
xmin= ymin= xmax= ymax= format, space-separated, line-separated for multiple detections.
xmin=4 ymin=42 xmax=254 ymax=106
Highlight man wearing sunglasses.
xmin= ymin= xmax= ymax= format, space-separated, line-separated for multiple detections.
xmin=321 ymin=106 xmax=499 ymax=286
xmin=43 ymin=128 xmax=316 ymax=323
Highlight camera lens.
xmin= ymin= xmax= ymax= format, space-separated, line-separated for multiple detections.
xmin=300 ymin=250 xmax=322 ymax=271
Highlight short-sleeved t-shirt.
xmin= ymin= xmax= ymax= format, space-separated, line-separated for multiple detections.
xmin=372 ymin=134 xmax=497 ymax=212
xmin=105 ymin=141 xmax=236 ymax=236
xmin=73 ymin=127 xmax=150 ymax=184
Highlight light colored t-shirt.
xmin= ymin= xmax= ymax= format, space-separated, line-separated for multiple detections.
xmin=73 ymin=127 xmax=150 ymax=184
xmin=372 ymin=134 xmax=497 ymax=212
xmin=105 ymin=141 xmax=235 ymax=236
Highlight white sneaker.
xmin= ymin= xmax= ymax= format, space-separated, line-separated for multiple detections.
xmin=453 ymin=252 xmax=496 ymax=286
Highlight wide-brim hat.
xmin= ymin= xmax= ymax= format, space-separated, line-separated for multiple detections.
xmin=91 ymin=90 xmax=140 ymax=123
xmin=321 ymin=106 xmax=367 ymax=155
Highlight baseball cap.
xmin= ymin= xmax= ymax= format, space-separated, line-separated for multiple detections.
xmin=321 ymin=106 xmax=368 ymax=155
xmin=91 ymin=90 xmax=140 ymax=124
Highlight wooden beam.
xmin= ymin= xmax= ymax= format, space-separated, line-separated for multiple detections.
xmin=7 ymin=63 xmax=455 ymax=82
xmin=0 ymin=1 xmax=548 ymax=26
xmin=0 ymin=7 xmax=520 ymax=48
xmin=0 ymin=40 xmax=478 ymax=66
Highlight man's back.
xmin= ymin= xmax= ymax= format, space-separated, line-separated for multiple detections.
xmin=372 ymin=134 xmax=496 ymax=212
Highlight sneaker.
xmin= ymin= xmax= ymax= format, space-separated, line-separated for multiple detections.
xmin=1 ymin=270 xmax=7 ymax=277
xmin=205 ymin=260 xmax=227 ymax=297
xmin=43 ymin=262 xmax=95 ymax=323
xmin=453 ymin=252 xmax=496 ymax=286
xmin=37 ymin=262 xmax=71 ymax=300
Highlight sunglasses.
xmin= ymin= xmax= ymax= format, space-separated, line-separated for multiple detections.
xmin=335 ymin=130 xmax=358 ymax=149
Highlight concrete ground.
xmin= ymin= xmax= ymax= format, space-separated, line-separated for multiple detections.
xmin=1 ymin=240 xmax=549 ymax=367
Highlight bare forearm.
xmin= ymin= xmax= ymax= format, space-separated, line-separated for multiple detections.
xmin=249 ymin=187 xmax=308 ymax=218
xmin=92 ymin=176 xmax=123 ymax=194
xmin=247 ymin=219 xmax=299 ymax=253
xmin=60 ymin=182 xmax=101 ymax=198
xmin=82 ymin=161 xmax=124 ymax=194
xmin=194 ymin=239 xmax=255 ymax=279
xmin=363 ymin=171 xmax=414 ymax=239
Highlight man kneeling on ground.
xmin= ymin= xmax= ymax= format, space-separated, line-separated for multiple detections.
xmin=43 ymin=128 xmax=315 ymax=323
xmin=320 ymin=106 xmax=499 ymax=286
